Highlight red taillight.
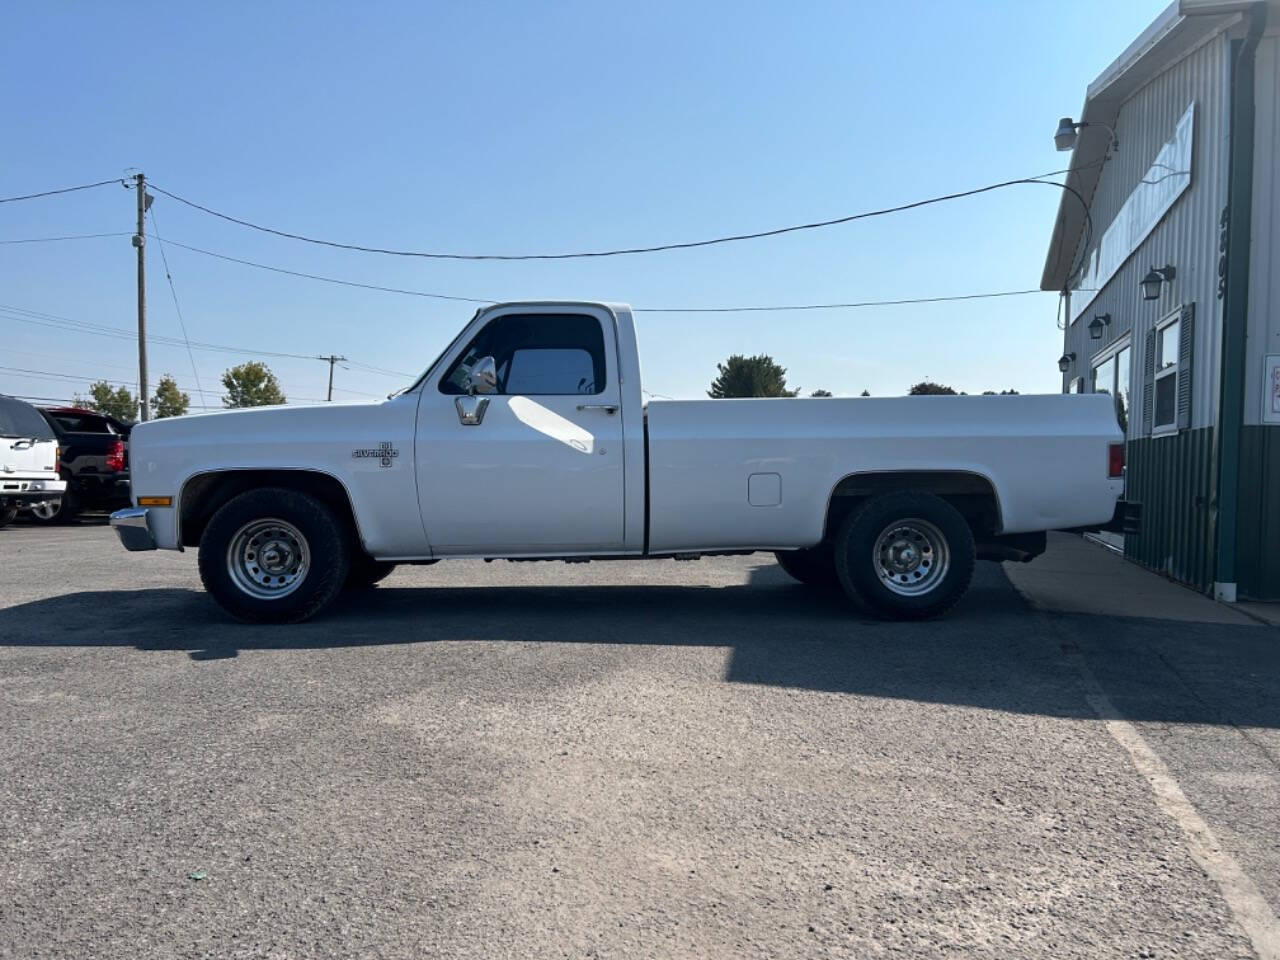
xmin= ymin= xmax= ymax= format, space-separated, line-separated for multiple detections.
xmin=105 ymin=439 xmax=125 ymax=473
xmin=52 ymin=445 xmax=61 ymax=473
xmin=1107 ymin=442 xmax=1125 ymax=478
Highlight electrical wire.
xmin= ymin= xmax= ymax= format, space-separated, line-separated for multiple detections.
xmin=157 ymin=236 xmax=1048 ymax=314
xmin=0 ymin=179 xmax=123 ymax=204
xmin=637 ymin=290 xmax=1043 ymax=313
xmin=156 ymin=238 xmax=492 ymax=304
xmin=147 ymin=207 xmax=206 ymax=402
xmin=0 ymin=232 xmax=132 ymax=244
xmin=147 ymin=174 xmax=1094 ymax=262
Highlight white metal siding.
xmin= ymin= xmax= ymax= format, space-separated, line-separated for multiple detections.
xmin=1246 ymin=34 xmax=1280 ymax=426
xmin=1062 ymin=33 xmax=1231 ymax=433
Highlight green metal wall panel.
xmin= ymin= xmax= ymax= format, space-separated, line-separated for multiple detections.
xmin=1125 ymin=429 xmax=1217 ymax=591
xmin=1237 ymin=426 xmax=1280 ymax=600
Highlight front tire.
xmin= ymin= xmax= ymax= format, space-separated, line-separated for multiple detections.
xmin=0 ymin=506 xmax=16 ymax=528
xmin=198 ymin=488 xmax=350 ymax=623
xmin=834 ymin=492 xmax=975 ymax=620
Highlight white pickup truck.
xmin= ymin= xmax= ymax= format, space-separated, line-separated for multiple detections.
xmin=110 ymin=301 xmax=1131 ymax=623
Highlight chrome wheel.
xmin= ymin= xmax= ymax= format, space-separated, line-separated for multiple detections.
xmin=29 ymin=500 xmax=60 ymax=520
xmin=226 ymin=518 xmax=310 ymax=600
xmin=873 ymin=518 xmax=950 ymax=597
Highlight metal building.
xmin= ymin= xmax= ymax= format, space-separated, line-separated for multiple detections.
xmin=1043 ymin=0 xmax=1280 ymax=602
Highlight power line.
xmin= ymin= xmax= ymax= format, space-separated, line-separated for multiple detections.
xmin=0 ymin=303 xmax=319 ymax=362
xmin=636 ymin=290 xmax=1044 ymax=313
xmin=0 ymin=179 xmax=123 ymax=204
xmin=0 ymin=304 xmax=413 ymax=387
xmin=157 ymin=238 xmax=491 ymax=304
xmin=158 ymin=235 xmax=1047 ymax=314
xmin=147 ymin=174 xmax=1092 ymax=263
xmin=0 ymin=232 xmax=132 ymax=245
xmin=148 ymin=207 xmax=205 ymax=403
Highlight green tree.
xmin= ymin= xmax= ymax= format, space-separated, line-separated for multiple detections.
xmin=982 ymin=389 xmax=1019 ymax=395
xmin=222 ymin=361 xmax=286 ymax=408
xmin=809 ymin=389 xmax=833 ymax=398
xmin=907 ymin=381 xmax=958 ymax=396
xmin=860 ymin=389 xmax=871 ymax=397
xmin=152 ymin=375 xmax=190 ymax=418
xmin=74 ymin=381 xmax=138 ymax=422
xmin=707 ymin=355 xmax=798 ymax=398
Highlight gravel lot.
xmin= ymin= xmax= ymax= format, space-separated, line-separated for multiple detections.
xmin=2 ymin=523 xmax=1277 ymax=959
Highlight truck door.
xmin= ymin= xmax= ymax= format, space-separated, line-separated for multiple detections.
xmin=414 ymin=308 xmax=626 ymax=553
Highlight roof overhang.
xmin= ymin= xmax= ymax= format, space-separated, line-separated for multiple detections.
xmin=1040 ymin=2 xmax=1246 ymax=292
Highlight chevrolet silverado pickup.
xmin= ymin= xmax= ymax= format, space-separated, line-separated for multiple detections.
xmin=110 ymin=301 xmax=1129 ymax=623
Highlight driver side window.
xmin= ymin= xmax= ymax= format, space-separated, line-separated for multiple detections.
xmin=439 ymin=313 xmax=607 ymax=396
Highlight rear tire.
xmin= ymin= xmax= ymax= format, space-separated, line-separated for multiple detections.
xmin=198 ymin=487 xmax=350 ymax=623
xmin=346 ymin=554 xmax=397 ymax=590
xmin=29 ymin=491 xmax=76 ymax=524
xmin=834 ymin=491 xmax=975 ymax=620
xmin=0 ymin=506 xmax=16 ymax=528
xmin=774 ymin=545 xmax=839 ymax=587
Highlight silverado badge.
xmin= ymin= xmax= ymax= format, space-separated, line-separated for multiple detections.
xmin=352 ymin=442 xmax=399 ymax=468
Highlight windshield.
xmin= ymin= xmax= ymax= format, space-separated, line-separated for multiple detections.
xmin=0 ymin=397 xmax=56 ymax=440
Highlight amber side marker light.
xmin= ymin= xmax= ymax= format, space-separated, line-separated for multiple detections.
xmin=137 ymin=496 xmax=173 ymax=507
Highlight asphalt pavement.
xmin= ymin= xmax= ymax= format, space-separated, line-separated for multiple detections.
xmin=1 ymin=523 xmax=1277 ymax=959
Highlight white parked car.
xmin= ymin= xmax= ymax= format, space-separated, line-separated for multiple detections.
xmin=110 ymin=302 xmax=1132 ymax=623
xmin=0 ymin=396 xmax=67 ymax=527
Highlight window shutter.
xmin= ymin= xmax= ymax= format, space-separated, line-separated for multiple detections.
xmin=1143 ymin=328 xmax=1156 ymax=435
xmin=1176 ymin=302 xmax=1195 ymax=430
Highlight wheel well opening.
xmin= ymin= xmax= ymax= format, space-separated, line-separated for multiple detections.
xmin=824 ymin=471 xmax=1002 ymax=542
xmin=180 ymin=470 xmax=361 ymax=550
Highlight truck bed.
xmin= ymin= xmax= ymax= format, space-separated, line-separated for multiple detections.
xmin=644 ymin=394 xmax=1124 ymax=553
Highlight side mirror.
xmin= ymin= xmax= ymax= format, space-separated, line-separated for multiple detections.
xmin=467 ymin=356 xmax=498 ymax=395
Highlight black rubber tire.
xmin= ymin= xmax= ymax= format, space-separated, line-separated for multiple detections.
xmin=198 ymin=487 xmax=350 ymax=624
xmin=833 ymin=491 xmax=975 ymax=620
xmin=0 ymin=506 xmax=16 ymax=528
xmin=346 ymin=554 xmax=397 ymax=590
xmin=28 ymin=490 xmax=77 ymax=524
xmin=774 ymin=545 xmax=839 ymax=587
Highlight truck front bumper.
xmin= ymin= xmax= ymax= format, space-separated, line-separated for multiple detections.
xmin=110 ymin=507 xmax=157 ymax=551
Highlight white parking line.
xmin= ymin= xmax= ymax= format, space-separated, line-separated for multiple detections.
xmin=1067 ymin=647 xmax=1280 ymax=960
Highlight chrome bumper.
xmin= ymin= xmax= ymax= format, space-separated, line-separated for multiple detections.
xmin=110 ymin=507 xmax=157 ymax=552
xmin=0 ymin=477 xmax=66 ymax=501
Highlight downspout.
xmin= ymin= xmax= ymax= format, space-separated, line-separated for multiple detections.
xmin=1213 ymin=1 xmax=1267 ymax=602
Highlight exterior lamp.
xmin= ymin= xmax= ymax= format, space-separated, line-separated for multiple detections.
xmin=1058 ymin=352 xmax=1076 ymax=373
xmin=1088 ymin=313 xmax=1111 ymax=340
xmin=1054 ymin=117 xmax=1119 ymax=152
xmin=1140 ymin=265 xmax=1176 ymax=301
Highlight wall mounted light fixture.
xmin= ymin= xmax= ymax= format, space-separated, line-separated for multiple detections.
xmin=1140 ymin=265 xmax=1176 ymax=301
xmin=1058 ymin=352 xmax=1076 ymax=373
xmin=1054 ymin=117 xmax=1120 ymax=152
xmin=1088 ymin=313 xmax=1112 ymax=340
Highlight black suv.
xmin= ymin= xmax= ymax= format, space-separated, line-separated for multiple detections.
xmin=34 ymin=407 xmax=132 ymax=522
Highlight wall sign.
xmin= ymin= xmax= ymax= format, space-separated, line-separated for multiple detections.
xmin=1071 ymin=102 xmax=1195 ymax=323
xmin=1265 ymin=355 xmax=1280 ymax=425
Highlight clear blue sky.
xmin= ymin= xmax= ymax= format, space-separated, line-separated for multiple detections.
xmin=1 ymin=0 xmax=1167 ymax=407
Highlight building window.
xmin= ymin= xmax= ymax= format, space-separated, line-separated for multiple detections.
xmin=1091 ymin=338 xmax=1131 ymax=434
xmin=1154 ymin=313 xmax=1180 ymax=431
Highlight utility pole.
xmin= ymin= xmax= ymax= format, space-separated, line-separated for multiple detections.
xmin=318 ymin=355 xmax=347 ymax=401
xmin=132 ymin=173 xmax=152 ymax=421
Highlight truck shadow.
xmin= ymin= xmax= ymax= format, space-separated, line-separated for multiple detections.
xmin=0 ymin=562 xmax=1275 ymax=728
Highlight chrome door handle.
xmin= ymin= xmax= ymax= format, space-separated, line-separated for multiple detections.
xmin=455 ymin=396 xmax=490 ymax=425
xmin=576 ymin=403 xmax=618 ymax=414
